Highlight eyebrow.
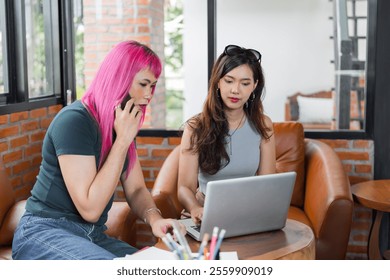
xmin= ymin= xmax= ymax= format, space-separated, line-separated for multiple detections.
xmin=224 ymin=75 xmax=252 ymax=81
xmin=141 ymin=78 xmax=158 ymax=85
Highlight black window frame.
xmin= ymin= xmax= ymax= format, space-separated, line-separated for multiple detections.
xmin=0 ymin=0 xmax=9 ymax=97
xmin=0 ymin=0 xmax=75 ymax=115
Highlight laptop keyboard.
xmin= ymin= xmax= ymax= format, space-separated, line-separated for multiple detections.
xmin=191 ymin=225 xmax=201 ymax=233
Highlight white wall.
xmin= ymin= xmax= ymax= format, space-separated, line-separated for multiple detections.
xmin=182 ymin=0 xmax=208 ymax=121
xmin=183 ymin=0 xmax=334 ymax=122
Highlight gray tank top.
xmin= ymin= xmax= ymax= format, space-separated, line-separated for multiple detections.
xmin=198 ymin=118 xmax=261 ymax=194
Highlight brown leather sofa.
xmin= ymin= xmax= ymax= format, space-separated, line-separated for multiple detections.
xmin=0 ymin=157 xmax=137 ymax=260
xmin=151 ymin=122 xmax=354 ymax=260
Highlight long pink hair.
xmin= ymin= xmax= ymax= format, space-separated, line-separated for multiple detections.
xmin=82 ymin=41 xmax=162 ymax=177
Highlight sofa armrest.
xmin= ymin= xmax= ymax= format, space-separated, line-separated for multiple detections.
xmin=105 ymin=201 xmax=137 ymax=246
xmin=152 ymin=192 xmax=182 ymax=219
xmin=0 ymin=200 xmax=26 ymax=246
xmin=304 ymin=139 xmax=353 ymax=259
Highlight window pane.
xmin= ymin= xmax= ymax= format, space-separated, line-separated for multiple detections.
xmin=72 ymin=0 xmax=185 ymax=129
xmin=25 ymin=0 xmax=47 ymax=97
xmin=25 ymin=0 xmax=60 ymax=99
xmin=0 ymin=0 xmax=8 ymax=95
xmin=215 ymin=0 xmax=367 ymax=131
xmin=73 ymin=0 xmax=85 ymax=100
xmin=164 ymin=0 xmax=184 ymax=129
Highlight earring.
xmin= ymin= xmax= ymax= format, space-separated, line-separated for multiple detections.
xmin=249 ymin=92 xmax=255 ymax=102
xmin=217 ymin=88 xmax=222 ymax=99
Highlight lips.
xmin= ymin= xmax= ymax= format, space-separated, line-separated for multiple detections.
xmin=138 ymin=104 xmax=147 ymax=110
xmin=229 ymin=97 xmax=240 ymax=103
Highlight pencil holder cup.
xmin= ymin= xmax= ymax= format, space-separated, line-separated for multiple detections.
xmin=184 ymin=250 xmax=219 ymax=260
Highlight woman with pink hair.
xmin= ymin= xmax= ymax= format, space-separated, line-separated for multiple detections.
xmin=12 ymin=41 xmax=184 ymax=259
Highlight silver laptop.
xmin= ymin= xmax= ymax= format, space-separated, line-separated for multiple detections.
xmin=179 ymin=171 xmax=296 ymax=241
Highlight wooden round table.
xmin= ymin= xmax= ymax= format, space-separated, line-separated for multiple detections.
xmin=351 ymin=180 xmax=390 ymax=259
xmin=156 ymin=219 xmax=315 ymax=260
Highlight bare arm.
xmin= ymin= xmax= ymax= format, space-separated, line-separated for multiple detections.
xmin=257 ymin=115 xmax=276 ymax=175
xmin=177 ymin=124 xmax=203 ymax=223
xmin=122 ymin=153 xmax=185 ymax=238
xmin=59 ymin=99 xmax=141 ymax=223
xmin=121 ymin=154 xmax=161 ymax=225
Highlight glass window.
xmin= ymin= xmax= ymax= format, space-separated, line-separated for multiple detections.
xmin=73 ymin=0 xmax=84 ymax=99
xmin=164 ymin=0 xmax=184 ymax=129
xmin=213 ymin=0 xmax=368 ymax=132
xmin=25 ymin=0 xmax=60 ymax=98
xmin=0 ymin=0 xmax=8 ymax=96
xmin=25 ymin=0 xmax=47 ymax=97
xmin=72 ymin=0 xmax=187 ymax=129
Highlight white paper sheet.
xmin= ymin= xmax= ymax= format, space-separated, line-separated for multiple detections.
xmin=114 ymin=247 xmax=238 ymax=260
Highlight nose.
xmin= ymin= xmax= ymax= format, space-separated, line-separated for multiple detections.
xmin=144 ymin=96 xmax=151 ymax=103
xmin=144 ymin=91 xmax=152 ymax=102
xmin=231 ymin=83 xmax=239 ymax=94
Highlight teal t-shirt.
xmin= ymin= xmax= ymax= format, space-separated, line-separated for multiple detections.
xmin=25 ymin=100 xmax=113 ymax=225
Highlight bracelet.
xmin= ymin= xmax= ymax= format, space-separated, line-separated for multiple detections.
xmin=143 ymin=207 xmax=162 ymax=224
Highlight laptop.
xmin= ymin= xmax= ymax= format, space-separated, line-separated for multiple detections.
xmin=179 ymin=171 xmax=296 ymax=241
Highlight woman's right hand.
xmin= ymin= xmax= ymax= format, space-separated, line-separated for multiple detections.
xmin=114 ymin=98 xmax=142 ymax=146
xmin=190 ymin=206 xmax=204 ymax=225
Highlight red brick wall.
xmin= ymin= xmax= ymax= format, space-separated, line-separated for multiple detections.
xmin=0 ymin=105 xmax=63 ymax=200
xmin=82 ymin=0 xmax=166 ymax=128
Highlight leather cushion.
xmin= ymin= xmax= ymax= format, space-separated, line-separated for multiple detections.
xmin=105 ymin=202 xmax=137 ymax=246
xmin=288 ymin=206 xmax=313 ymax=231
xmin=0 ymin=162 xmax=16 ymax=228
xmin=273 ymin=122 xmax=305 ymax=208
xmin=0 ymin=247 xmax=12 ymax=260
xmin=0 ymin=200 xmax=26 ymax=246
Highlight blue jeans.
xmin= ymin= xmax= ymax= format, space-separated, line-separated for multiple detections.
xmin=12 ymin=212 xmax=138 ymax=260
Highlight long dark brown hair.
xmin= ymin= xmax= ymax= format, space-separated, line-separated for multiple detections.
xmin=187 ymin=47 xmax=271 ymax=174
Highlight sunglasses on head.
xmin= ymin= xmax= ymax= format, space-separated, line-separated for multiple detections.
xmin=224 ymin=45 xmax=262 ymax=62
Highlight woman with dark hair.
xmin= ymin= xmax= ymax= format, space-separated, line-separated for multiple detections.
xmin=178 ymin=45 xmax=276 ymax=224
xmin=12 ymin=41 xmax=184 ymax=260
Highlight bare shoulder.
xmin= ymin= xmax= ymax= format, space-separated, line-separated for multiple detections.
xmin=186 ymin=117 xmax=199 ymax=130
xmin=182 ymin=120 xmax=195 ymax=138
xmin=182 ymin=115 xmax=202 ymax=138
xmin=181 ymin=119 xmax=197 ymax=150
xmin=263 ymin=114 xmax=274 ymax=130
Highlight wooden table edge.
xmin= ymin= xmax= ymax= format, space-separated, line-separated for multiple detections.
xmin=245 ymin=220 xmax=315 ymax=260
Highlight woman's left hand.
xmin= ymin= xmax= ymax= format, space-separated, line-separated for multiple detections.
xmin=150 ymin=218 xmax=186 ymax=239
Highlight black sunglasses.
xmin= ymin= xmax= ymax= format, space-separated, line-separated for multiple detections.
xmin=224 ymin=45 xmax=262 ymax=62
